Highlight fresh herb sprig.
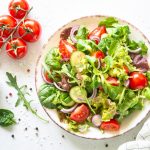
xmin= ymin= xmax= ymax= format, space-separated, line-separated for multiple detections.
xmin=6 ymin=72 xmax=48 ymax=122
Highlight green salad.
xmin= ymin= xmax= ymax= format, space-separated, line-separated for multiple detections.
xmin=38 ymin=17 xmax=150 ymax=133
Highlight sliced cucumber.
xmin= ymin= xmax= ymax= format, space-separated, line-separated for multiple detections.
xmin=61 ymin=97 xmax=75 ymax=107
xmin=70 ymin=51 xmax=87 ymax=72
xmin=69 ymin=86 xmax=87 ymax=103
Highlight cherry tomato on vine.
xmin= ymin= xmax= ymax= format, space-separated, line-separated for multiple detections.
xmin=0 ymin=37 xmax=3 ymax=48
xmin=18 ymin=19 xmax=41 ymax=42
xmin=70 ymin=104 xmax=90 ymax=123
xmin=59 ymin=39 xmax=76 ymax=60
xmin=6 ymin=38 xmax=27 ymax=59
xmin=129 ymin=72 xmax=148 ymax=90
xmin=0 ymin=15 xmax=17 ymax=38
xmin=92 ymin=51 xmax=105 ymax=59
xmin=100 ymin=119 xmax=120 ymax=131
xmin=9 ymin=0 xmax=29 ymax=19
xmin=107 ymin=77 xmax=119 ymax=86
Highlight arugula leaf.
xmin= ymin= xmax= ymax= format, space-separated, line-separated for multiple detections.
xmin=6 ymin=72 xmax=47 ymax=122
xmin=99 ymin=17 xmax=118 ymax=27
xmin=76 ymin=26 xmax=89 ymax=40
xmin=0 ymin=109 xmax=15 ymax=127
xmin=127 ymin=40 xmax=139 ymax=50
xmin=77 ymin=39 xmax=98 ymax=53
xmin=138 ymin=41 xmax=148 ymax=55
xmin=102 ymin=56 xmax=113 ymax=73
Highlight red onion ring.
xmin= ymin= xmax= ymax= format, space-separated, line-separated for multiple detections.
xmin=89 ymin=89 xmax=97 ymax=99
xmin=124 ymin=79 xmax=129 ymax=87
xmin=92 ymin=114 xmax=102 ymax=127
xmin=60 ymin=104 xmax=78 ymax=113
xmin=97 ymin=59 xmax=101 ymax=69
xmin=41 ymin=68 xmax=53 ymax=84
xmin=89 ymin=35 xmax=100 ymax=44
xmin=53 ymin=82 xmax=67 ymax=92
xmin=70 ymin=25 xmax=80 ymax=43
xmin=128 ymin=48 xmax=141 ymax=53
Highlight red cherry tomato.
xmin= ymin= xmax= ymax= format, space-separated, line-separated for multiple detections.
xmin=100 ymin=119 xmax=120 ymax=131
xmin=129 ymin=72 xmax=148 ymax=90
xmin=0 ymin=37 xmax=3 ymax=48
xmin=0 ymin=15 xmax=17 ymax=38
xmin=92 ymin=51 xmax=105 ymax=59
xmin=43 ymin=70 xmax=53 ymax=83
xmin=123 ymin=65 xmax=129 ymax=74
xmin=18 ymin=19 xmax=41 ymax=42
xmin=88 ymin=26 xmax=106 ymax=44
xmin=6 ymin=38 xmax=27 ymax=59
xmin=9 ymin=0 xmax=29 ymax=19
xmin=70 ymin=104 xmax=90 ymax=123
xmin=107 ymin=77 xmax=119 ymax=86
xmin=59 ymin=39 xmax=76 ymax=61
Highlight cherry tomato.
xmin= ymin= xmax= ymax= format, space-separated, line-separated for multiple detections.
xmin=59 ymin=39 xmax=76 ymax=61
xmin=92 ymin=51 xmax=105 ymax=59
xmin=129 ymin=72 xmax=148 ymax=90
xmin=123 ymin=65 xmax=129 ymax=74
xmin=100 ymin=119 xmax=120 ymax=131
xmin=43 ymin=69 xmax=53 ymax=83
xmin=6 ymin=38 xmax=27 ymax=59
xmin=0 ymin=37 xmax=3 ymax=48
xmin=107 ymin=77 xmax=119 ymax=86
xmin=9 ymin=0 xmax=29 ymax=19
xmin=0 ymin=15 xmax=17 ymax=38
xmin=70 ymin=104 xmax=90 ymax=123
xmin=88 ymin=26 xmax=106 ymax=44
xmin=18 ymin=19 xmax=41 ymax=42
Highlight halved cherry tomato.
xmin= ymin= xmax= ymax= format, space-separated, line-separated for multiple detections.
xmin=88 ymin=26 xmax=106 ymax=44
xmin=6 ymin=38 xmax=27 ymax=59
xmin=0 ymin=37 xmax=3 ymax=48
xmin=123 ymin=65 xmax=129 ymax=74
xmin=0 ymin=15 xmax=17 ymax=38
xmin=129 ymin=72 xmax=148 ymax=90
xmin=9 ymin=0 xmax=29 ymax=19
xmin=59 ymin=39 xmax=76 ymax=61
xmin=100 ymin=119 xmax=120 ymax=131
xmin=18 ymin=19 xmax=41 ymax=42
xmin=70 ymin=104 xmax=90 ymax=123
xmin=107 ymin=77 xmax=119 ymax=86
xmin=92 ymin=51 xmax=105 ymax=59
xmin=43 ymin=70 xmax=53 ymax=83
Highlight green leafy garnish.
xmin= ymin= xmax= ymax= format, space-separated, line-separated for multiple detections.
xmin=6 ymin=72 xmax=47 ymax=122
xmin=99 ymin=17 xmax=118 ymax=27
xmin=0 ymin=109 xmax=15 ymax=127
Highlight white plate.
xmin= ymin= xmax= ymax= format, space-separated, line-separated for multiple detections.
xmin=35 ymin=15 xmax=150 ymax=140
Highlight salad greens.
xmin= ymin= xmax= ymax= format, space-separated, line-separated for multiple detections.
xmin=0 ymin=109 xmax=15 ymax=127
xmin=38 ymin=17 xmax=150 ymax=133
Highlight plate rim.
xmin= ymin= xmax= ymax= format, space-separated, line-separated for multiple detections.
xmin=35 ymin=15 xmax=150 ymax=140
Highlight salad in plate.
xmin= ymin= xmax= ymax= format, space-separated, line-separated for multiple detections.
xmin=38 ymin=17 xmax=150 ymax=133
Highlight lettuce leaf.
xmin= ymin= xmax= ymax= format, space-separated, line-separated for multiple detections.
xmin=99 ymin=17 xmax=118 ymax=27
xmin=76 ymin=26 xmax=89 ymax=40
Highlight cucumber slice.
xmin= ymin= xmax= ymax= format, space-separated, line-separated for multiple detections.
xmin=61 ymin=97 xmax=75 ymax=107
xmin=69 ymin=86 xmax=87 ymax=103
xmin=70 ymin=51 xmax=87 ymax=72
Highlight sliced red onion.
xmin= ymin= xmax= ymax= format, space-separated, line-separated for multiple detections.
xmin=41 ymin=68 xmax=53 ymax=84
xmin=128 ymin=48 xmax=141 ymax=53
xmin=89 ymin=35 xmax=100 ymax=44
xmin=53 ymin=82 xmax=67 ymax=92
xmin=60 ymin=104 xmax=78 ymax=113
xmin=97 ymin=59 xmax=101 ymax=69
xmin=89 ymin=89 xmax=97 ymax=99
xmin=92 ymin=114 xmax=102 ymax=127
xmin=124 ymin=79 xmax=129 ymax=87
xmin=70 ymin=25 xmax=80 ymax=43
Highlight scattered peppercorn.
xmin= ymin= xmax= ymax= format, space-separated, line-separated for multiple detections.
xmin=27 ymin=69 xmax=30 ymax=72
xmin=11 ymin=134 xmax=15 ymax=139
xmin=6 ymin=96 xmax=8 ymax=99
xmin=35 ymin=133 xmax=38 ymax=137
xmin=9 ymin=93 xmax=12 ymax=97
xmin=62 ymin=135 xmax=65 ymax=138
xmin=18 ymin=118 xmax=21 ymax=121
xmin=25 ymin=127 xmax=28 ymax=131
xmin=29 ymin=88 xmax=32 ymax=91
xmin=35 ymin=127 xmax=39 ymax=131
xmin=105 ymin=144 xmax=108 ymax=147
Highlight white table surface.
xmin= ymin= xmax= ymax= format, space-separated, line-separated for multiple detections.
xmin=0 ymin=0 xmax=150 ymax=150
